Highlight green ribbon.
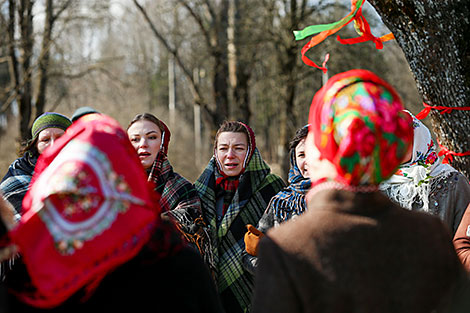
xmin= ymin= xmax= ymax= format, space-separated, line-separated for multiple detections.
xmin=293 ymin=0 xmax=364 ymax=41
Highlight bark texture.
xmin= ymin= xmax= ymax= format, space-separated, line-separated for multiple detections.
xmin=368 ymin=0 xmax=470 ymax=178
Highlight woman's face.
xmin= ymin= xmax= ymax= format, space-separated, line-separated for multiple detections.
xmin=216 ymin=131 xmax=248 ymax=177
xmin=304 ymin=132 xmax=337 ymax=182
xmin=36 ymin=127 xmax=66 ymax=154
xmin=295 ymin=138 xmax=308 ymax=177
xmin=127 ymin=120 xmax=162 ymax=170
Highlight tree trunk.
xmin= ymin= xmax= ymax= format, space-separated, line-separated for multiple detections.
xmin=368 ymin=0 xmax=470 ymax=178
xmin=228 ymin=0 xmax=251 ymax=123
xmin=211 ymin=1 xmax=230 ymax=128
xmin=19 ymin=0 xmax=34 ymax=141
xmin=35 ymin=0 xmax=53 ymax=118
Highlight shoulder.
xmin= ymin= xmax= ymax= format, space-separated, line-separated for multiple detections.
xmin=260 ymin=173 xmax=286 ymax=189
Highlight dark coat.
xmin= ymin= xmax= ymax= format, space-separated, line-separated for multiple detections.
xmin=252 ymin=188 xmax=466 ymax=313
xmin=1 ymin=221 xmax=224 ymax=313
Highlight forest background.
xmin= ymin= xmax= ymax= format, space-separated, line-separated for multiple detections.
xmin=0 ymin=0 xmax=426 ymax=182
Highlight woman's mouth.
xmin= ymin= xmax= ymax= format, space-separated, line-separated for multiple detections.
xmin=138 ymin=152 xmax=151 ymax=159
xmin=225 ymin=163 xmax=238 ymax=169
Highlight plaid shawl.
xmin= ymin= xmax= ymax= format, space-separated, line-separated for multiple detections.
xmin=0 ymin=153 xmax=37 ymax=217
xmin=267 ymin=148 xmax=311 ymax=226
xmin=147 ymin=121 xmax=212 ymax=268
xmin=195 ymin=148 xmax=285 ymax=313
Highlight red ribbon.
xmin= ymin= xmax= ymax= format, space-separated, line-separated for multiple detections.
xmin=416 ymin=102 xmax=470 ymax=120
xmin=336 ymin=8 xmax=391 ymax=49
xmin=437 ymin=138 xmax=470 ymax=164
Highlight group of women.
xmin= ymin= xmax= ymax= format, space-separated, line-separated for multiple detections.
xmin=0 ymin=68 xmax=469 ymax=312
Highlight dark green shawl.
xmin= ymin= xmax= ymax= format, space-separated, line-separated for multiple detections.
xmin=195 ymin=148 xmax=285 ymax=313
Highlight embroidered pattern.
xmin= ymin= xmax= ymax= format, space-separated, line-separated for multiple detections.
xmin=31 ymin=140 xmax=144 ymax=255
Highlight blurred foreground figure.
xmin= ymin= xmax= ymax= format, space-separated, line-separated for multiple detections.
xmin=251 ymin=69 xmax=467 ymax=313
xmin=0 ymin=114 xmax=223 ymax=313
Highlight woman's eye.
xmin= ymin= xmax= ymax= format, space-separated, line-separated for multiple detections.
xmin=130 ymin=138 xmax=139 ymax=142
xmin=149 ymin=136 xmax=158 ymax=140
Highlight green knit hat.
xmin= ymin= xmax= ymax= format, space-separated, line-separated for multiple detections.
xmin=31 ymin=112 xmax=72 ymax=139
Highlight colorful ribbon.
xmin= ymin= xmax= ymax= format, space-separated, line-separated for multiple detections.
xmin=437 ymin=138 xmax=470 ymax=164
xmin=293 ymin=0 xmax=394 ymax=72
xmin=416 ymin=102 xmax=470 ymax=120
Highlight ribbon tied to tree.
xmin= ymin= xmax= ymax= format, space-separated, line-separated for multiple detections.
xmin=293 ymin=0 xmax=394 ymax=72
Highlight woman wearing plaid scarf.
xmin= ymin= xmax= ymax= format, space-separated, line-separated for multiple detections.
xmin=243 ymin=125 xmax=311 ymax=274
xmin=195 ymin=121 xmax=285 ymax=313
xmin=127 ymin=113 xmax=212 ymax=268
xmin=1 ymin=112 xmax=72 ymax=218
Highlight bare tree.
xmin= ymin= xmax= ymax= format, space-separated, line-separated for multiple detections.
xmin=1 ymin=0 xmax=71 ymax=141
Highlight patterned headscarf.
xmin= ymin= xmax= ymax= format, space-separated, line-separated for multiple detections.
xmin=309 ymin=69 xmax=413 ymax=186
xmin=271 ymin=125 xmax=311 ymax=222
xmin=9 ymin=115 xmax=161 ymax=308
xmin=379 ymin=111 xmax=456 ymax=211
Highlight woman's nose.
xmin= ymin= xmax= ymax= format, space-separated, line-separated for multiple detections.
xmin=227 ymin=148 xmax=236 ymax=158
xmin=139 ymin=138 xmax=148 ymax=147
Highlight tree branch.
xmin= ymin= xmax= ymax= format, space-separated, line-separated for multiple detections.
xmin=178 ymin=0 xmax=213 ymax=49
xmin=51 ymin=0 xmax=73 ymax=23
xmin=133 ymin=0 xmax=213 ymax=120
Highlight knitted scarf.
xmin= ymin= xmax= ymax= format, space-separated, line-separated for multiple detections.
xmin=0 ymin=152 xmax=37 ymax=218
xmin=195 ymin=148 xmax=285 ymax=313
xmin=270 ymin=148 xmax=311 ymax=222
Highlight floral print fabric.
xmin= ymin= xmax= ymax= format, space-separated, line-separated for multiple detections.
xmin=309 ymin=69 xmax=413 ymax=186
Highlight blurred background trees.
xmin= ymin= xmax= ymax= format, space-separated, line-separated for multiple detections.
xmin=0 ymin=0 xmax=425 ymax=182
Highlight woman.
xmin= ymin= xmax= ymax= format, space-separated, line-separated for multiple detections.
xmin=1 ymin=112 xmax=72 ymax=218
xmin=251 ymin=69 xmax=465 ymax=313
xmin=0 ymin=114 xmax=222 ymax=312
xmin=195 ymin=120 xmax=285 ymax=313
xmin=127 ymin=113 xmax=211 ymax=265
xmin=379 ymin=111 xmax=470 ymax=236
xmin=243 ymin=125 xmax=311 ymax=273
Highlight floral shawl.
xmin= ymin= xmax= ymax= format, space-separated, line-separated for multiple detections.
xmin=309 ymin=69 xmax=413 ymax=186
xmin=380 ymin=111 xmax=456 ymax=212
xmin=8 ymin=115 xmax=162 ymax=308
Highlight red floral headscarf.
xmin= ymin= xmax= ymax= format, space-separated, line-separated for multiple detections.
xmin=10 ymin=114 xmax=160 ymax=308
xmin=309 ymin=69 xmax=413 ymax=186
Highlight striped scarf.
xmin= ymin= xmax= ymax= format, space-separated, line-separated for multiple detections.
xmin=270 ymin=148 xmax=311 ymax=222
xmin=195 ymin=148 xmax=285 ymax=313
xmin=0 ymin=152 xmax=37 ymax=217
